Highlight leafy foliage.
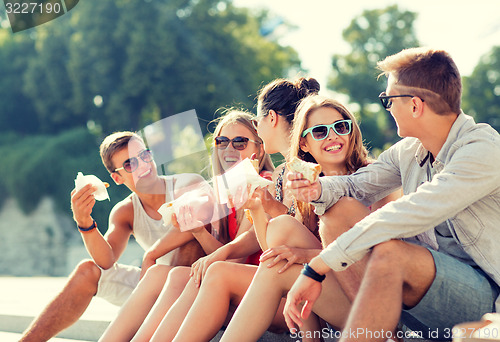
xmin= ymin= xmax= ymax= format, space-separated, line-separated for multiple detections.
xmin=0 ymin=128 xmax=129 ymax=234
xmin=0 ymin=0 xmax=300 ymax=220
xmin=328 ymin=5 xmax=419 ymax=152
xmin=15 ymin=0 xmax=300 ymax=136
xmin=0 ymin=30 xmax=39 ymax=134
xmin=462 ymin=46 xmax=500 ymax=131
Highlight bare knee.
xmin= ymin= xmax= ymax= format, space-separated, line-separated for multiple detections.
xmin=319 ymin=197 xmax=369 ymax=246
xmin=203 ymin=261 xmax=238 ymax=289
xmin=70 ymin=259 xmax=102 ymax=294
xmin=144 ymin=264 xmax=171 ymax=281
xmin=266 ymin=214 xmax=302 ymax=247
xmin=164 ymin=266 xmax=190 ymax=292
xmin=367 ymin=240 xmax=407 ymax=276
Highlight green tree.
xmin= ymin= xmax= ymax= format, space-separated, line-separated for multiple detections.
xmin=328 ymin=5 xmax=419 ymax=152
xmin=462 ymin=46 xmax=500 ymax=131
xmin=0 ymin=30 xmax=38 ymax=133
xmin=22 ymin=15 xmax=77 ymax=133
xmin=0 ymin=128 xmax=128 ymax=235
xmin=21 ymin=0 xmax=300 ymax=136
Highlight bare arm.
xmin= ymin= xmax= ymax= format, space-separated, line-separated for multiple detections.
xmin=72 ymin=184 xmax=133 ymax=269
xmin=141 ymin=226 xmax=196 ymax=272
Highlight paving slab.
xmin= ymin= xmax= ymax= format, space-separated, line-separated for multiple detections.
xmin=0 ymin=276 xmax=118 ymax=341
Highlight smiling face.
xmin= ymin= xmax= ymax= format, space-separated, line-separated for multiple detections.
xmin=111 ymin=138 xmax=158 ymax=192
xmin=300 ymin=106 xmax=350 ymax=175
xmin=217 ymin=122 xmax=262 ymax=172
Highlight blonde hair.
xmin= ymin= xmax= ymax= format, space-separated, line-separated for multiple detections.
xmin=211 ymin=109 xmax=274 ymax=176
xmin=289 ymin=95 xmax=370 ymax=232
xmin=210 ymin=109 xmax=275 ymax=243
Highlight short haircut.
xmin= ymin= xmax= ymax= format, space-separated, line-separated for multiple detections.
xmin=377 ymin=47 xmax=462 ymax=114
xmin=100 ymin=131 xmax=143 ymax=174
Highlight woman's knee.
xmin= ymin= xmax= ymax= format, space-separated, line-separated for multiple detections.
xmin=203 ymin=261 xmax=247 ymax=290
xmin=266 ymin=214 xmax=303 ymax=247
xmin=164 ymin=266 xmax=190 ymax=290
xmin=320 ymin=197 xmax=368 ymax=245
xmin=144 ymin=264 xmax=172 ymax=280
xmin=204 ymin=261 xmax=232 ymax=281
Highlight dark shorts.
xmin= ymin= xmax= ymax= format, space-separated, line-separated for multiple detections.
xmin=401 ymin=248 xmax=499 ymax=340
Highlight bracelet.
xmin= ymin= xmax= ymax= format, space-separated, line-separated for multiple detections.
xmin=78 ymin=220 xmax=97 ymax=233
xmin=301 ymin=263 xmax=326 ymax=282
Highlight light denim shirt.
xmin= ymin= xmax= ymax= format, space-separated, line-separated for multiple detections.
xmin=315 ymin=113 xmax=500 ymax=298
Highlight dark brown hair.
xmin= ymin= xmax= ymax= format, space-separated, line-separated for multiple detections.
xmin=257 ymin=77 xmax=320 ymax=125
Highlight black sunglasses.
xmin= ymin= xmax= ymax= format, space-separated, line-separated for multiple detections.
xmin=302 ymin=120 xmax=352 ymax=141
xmin=214 ymin=136 xmax=261 ymax=151
xmin=114 ymin=149 xmax=153 ymax=173
xmin=378 ymin=92 xmax=424 ymax=110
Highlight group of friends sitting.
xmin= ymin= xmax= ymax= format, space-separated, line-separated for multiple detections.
xmin=20 ymin=47 xmax=500 ymax=342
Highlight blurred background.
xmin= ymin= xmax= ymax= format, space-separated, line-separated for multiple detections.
xmin=0 ymin=0 xmax=498 ymax=277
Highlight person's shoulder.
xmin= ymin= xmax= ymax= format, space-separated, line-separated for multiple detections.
xmin=376 ymin=137 xmax=420 ymax=162
xmin=109 ymin=195 xmax=134 ymax=227
xmin=111 ymin=194 xmax=134 ymax=213
xmin=455 ymin=116 xmax=500 ymax=155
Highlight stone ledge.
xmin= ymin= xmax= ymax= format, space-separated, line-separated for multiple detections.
xmin=0 ymin=314 xmax=109 ymax=341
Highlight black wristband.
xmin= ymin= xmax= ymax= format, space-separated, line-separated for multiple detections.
xmin=301 ymin=263 xmax=326 ymax=282
xmin=78 ymin=220 xmax=97 ymax=233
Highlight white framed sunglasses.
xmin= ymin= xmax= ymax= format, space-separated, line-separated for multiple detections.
xmin=302 ymin=119 xmax=352 ymax=141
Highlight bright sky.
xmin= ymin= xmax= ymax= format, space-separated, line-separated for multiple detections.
xmin=235 ymin=0 xmax=500 ymax=87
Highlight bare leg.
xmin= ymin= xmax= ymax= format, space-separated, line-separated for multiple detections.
xmin=221 ymin=215 xmax=347 ymax=342
xmin=99 ymin=264 xmax=173 ymax=342
xmin=134 ymin=267 xmax=191 ymax=342
xmin=340 ymin=240 xmax=435 ymax=342
xmin=171 ymin=262 xmax=258 ymax=342
xmin=221 ymin=258 xmax=352 ymax=342
xmin=319 ymin=198 xmax=370 ymax=301
xmin=19 ymin=260 xmax=101 ymax=342
xmin=265 ymin=215 xmax=326 ymax=342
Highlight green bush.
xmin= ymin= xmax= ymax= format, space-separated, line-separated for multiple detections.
xmin=0 ymin=128 xmax=130 ymax=236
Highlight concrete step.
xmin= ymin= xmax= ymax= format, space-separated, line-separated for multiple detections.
xmin=0 ymin=276 xmax=118 ymax=341
xmin=0 ymin=331 xmax=92 ymax=342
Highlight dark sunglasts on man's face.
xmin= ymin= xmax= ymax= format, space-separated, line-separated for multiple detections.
xmin=114 ymin=149 xmax=153 ymax=173
xmin=378 ymin=92 xmax=424 ymax=110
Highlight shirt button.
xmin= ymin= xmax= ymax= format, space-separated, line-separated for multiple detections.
xmin=341 ymin=262 xmax=347 ymax=267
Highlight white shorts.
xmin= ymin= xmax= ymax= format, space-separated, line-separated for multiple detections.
xmin=96 ymin=263 xmax=141 ymax=306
